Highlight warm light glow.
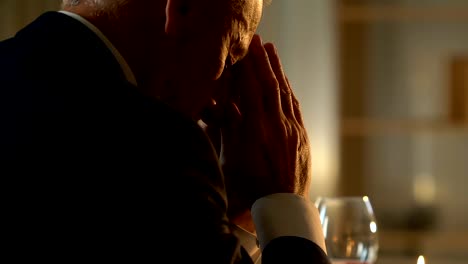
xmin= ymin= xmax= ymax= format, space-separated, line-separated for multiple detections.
xmin=345 ymin=239 xmax=355 ymax=257
xmin=413 ymin=173 xmax=436 ymax=206
xmin=363 ymin=196 xmax=369 ymax=202
xmin=309 ymin=140 xmax=339 ymax=197
xmin=322 ymin=216 xmax=329 ymax=238
xmin=417 ymin=255 xmax=425 ymax=264
xmin=370 ymin=221 xmax=377 ymax=233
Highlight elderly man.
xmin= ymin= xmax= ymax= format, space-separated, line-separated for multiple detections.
xmin=0 ymin=0 xmax=330 ymax=263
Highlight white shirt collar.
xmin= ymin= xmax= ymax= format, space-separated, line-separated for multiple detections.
xmin=58 ymin=11 xmax=138 ymax=87
xmin=232 ymin=225 xmax=261 ymax=263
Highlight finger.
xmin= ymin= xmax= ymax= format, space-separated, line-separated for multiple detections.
xmin=263 ymin=43 xmax=294 ymax=119
xmin=249 ymin=35 xmax=281 ymax=117
xmin=232 ymin=47 xmax=264 ymax=120
xmin=286 ymin=76 xmax=305 ymax=126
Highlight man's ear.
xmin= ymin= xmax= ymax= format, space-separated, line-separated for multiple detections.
xmin=165 ymin=0 xmax=192 ymax=36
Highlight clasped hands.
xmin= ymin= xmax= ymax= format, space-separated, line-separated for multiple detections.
xmin=202 ymin=35 xmax=311 ymax=231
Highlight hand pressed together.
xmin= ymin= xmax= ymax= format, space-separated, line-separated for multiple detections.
xmin=202 ymin=35 xmax=312 ymax=230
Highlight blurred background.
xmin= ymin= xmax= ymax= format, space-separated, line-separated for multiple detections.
xmin=1 ymin=0 xmax=467 ymax=263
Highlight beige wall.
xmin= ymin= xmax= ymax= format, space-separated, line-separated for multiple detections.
xmin=258 ymin=0 xmax=340 ymax=200
xmin=0 ymin=0 xmax=61 ymax=40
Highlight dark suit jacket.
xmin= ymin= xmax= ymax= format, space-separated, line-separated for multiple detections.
xmin=0 ymin=12 xmax=329 ymax=263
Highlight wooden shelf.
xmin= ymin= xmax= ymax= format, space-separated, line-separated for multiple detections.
xmin=339 ymin=5 xmax=468 ymax=23
xmin=450 ymin=57 xmax=468 ymax=122
xmin=341 ymin=119 xmax=468 ymax=136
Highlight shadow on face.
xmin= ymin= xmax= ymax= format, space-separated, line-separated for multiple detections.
xmin=154 ymin=0 xmax=264 ymax=118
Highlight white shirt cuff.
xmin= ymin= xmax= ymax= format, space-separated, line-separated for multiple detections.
xmin=251 ymin=193 xmax=327 ymax=253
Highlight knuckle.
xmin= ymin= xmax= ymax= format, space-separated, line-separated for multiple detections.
xmin=270 ymin=78 xmax=280 ymax=93
xmin=292 ymin=98 xmax=300 ymax=108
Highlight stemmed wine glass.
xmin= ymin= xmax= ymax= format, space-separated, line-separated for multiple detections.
xmin=315 ymin=196 xmax=379 ymax=264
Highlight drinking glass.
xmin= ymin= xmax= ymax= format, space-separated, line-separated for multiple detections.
xmin=315 ymin=196 xmax=379 ymax=264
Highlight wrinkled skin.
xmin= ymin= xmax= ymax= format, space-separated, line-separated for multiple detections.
xmin=203 ymin=35 xmax=311 ymax=232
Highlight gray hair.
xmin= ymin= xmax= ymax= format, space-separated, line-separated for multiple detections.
xmin=62 ymin=0 xmax=80 ymax=6
xmin=61 ymin=0 xmax=131 ymax=16
xmin=62 ymin=0 xmax=98 ymax=7
xmin=62 ymin=0 xmax=127 ymax=8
